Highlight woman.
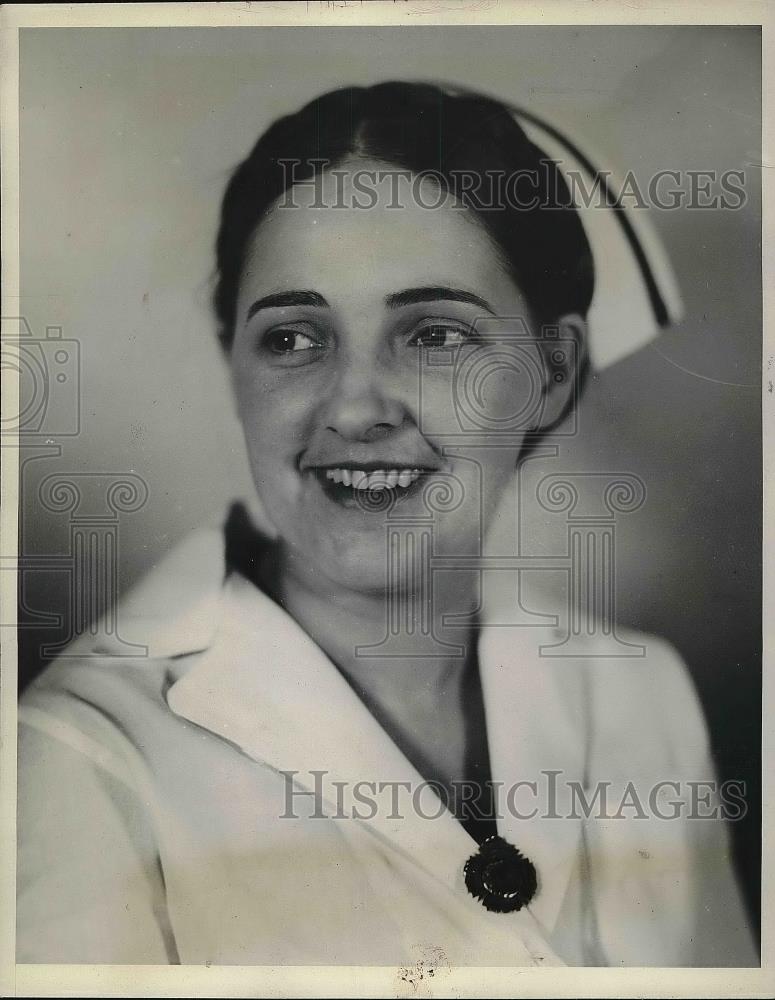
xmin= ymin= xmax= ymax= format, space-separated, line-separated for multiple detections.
xmin=17 ymin=81 xmax=757 ymax=967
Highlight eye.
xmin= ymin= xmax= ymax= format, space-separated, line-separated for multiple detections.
xmin=408 ymin=322 xmax=475 ymax=349
xmin=262 ymin=328 xmax=321 ymax=354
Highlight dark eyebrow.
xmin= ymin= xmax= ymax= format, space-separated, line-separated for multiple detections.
xmin=246 ymin=290 xmax=329 ymax=322
xmin=384 ymin=286 xmax=496 ymax=314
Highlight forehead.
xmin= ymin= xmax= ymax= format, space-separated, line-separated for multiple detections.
xmin=237 ymin=159 xmax=523 ymax=311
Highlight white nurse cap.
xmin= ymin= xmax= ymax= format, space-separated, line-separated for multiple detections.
xmin=512 ymin=108 xmax=683 ymax=370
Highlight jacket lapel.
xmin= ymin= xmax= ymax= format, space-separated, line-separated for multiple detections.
xmin=65 ymin=518 xmax=587 ymax=941
xmin=165 ymin=571 xmax=479 ymax=891
xmin=478 ymin=622 xmax=587 ymax=934
xmin=164 ymin=564 xmax=586 ymax=938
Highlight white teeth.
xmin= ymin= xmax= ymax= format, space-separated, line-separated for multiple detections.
xmin=367 ymin=471 xmax=390 ymax=490
xmin=322 ymin=467 xmax=427 ymax=490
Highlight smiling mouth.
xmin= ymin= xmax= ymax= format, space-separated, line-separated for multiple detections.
xmin=310 ymin=466 xmax=432 ymax=508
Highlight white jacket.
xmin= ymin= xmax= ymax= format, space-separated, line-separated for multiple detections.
xmin=17 ymin=524 xmax=758 ymax=967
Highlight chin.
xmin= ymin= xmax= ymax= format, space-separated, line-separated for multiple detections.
xmin=311 ymin=532 xmax=395 ymax=595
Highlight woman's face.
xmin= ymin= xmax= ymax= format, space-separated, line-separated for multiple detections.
xmin=230 ymin=159 xmax=556 ymax=594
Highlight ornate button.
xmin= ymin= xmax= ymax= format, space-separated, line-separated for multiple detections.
xmin=463 ymin=834 xmax=537 ymax=913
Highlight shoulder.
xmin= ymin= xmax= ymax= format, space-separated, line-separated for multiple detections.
xmin=589 ymin=626 xmax=704 ymax=721
xmin=19 ymin=523 xmax=228 ymax=778
xmin=482 ymin=614 xmax=711 ymax=785
xmin=581 ymin=626 xmax=711 ymax=776
xmin=57 ymin=523 xmax=227 ymax=660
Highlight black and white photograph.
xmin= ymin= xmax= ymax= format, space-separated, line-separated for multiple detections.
xmin=1 ymin=2 xmax=771 ymax=996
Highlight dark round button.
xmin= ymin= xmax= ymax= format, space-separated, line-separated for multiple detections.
xmin=463 ymin=834 xmax=538 ymax=913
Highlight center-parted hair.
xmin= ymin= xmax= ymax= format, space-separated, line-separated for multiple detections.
xmin=213 ymin=81 xmax=594 ymax=348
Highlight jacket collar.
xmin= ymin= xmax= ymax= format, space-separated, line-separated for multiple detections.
xmin=86 ymin=524 xmax=588 ymax=935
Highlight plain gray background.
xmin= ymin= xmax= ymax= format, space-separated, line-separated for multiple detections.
xmin=17 ymin=25 xmax=761 ymax=927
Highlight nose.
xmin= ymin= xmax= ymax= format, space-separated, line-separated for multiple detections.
xmin=322 ymin=362 xmax=405 ymax=442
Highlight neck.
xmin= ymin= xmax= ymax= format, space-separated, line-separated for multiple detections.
xmin=275 ymin=541 xmax=483 ymax=787
xmin=277 ymin=540 xmax=480 ymax=681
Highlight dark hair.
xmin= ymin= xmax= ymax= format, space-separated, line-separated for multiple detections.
xmin=213 ymin=81 xmax=594 ymax=350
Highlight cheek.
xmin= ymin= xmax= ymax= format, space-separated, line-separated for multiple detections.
xmin=231 ymin=374 xmax=313 ymax=496
xmin=419 ymin=347 xmax=543 ymax=438
xmin=459 ymin=349 xmax=545 ymax=433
